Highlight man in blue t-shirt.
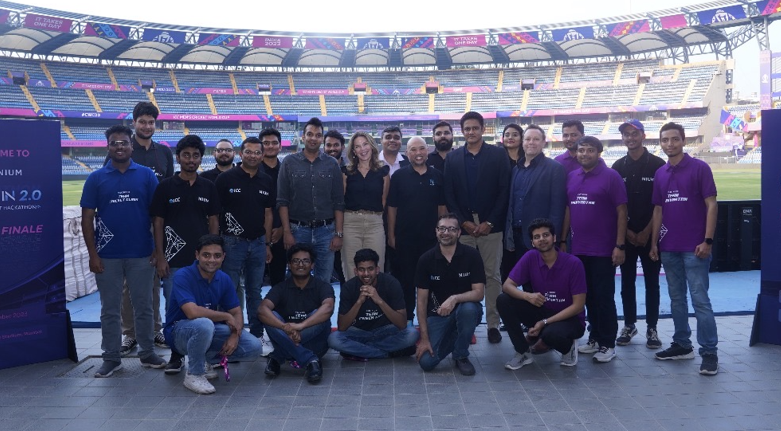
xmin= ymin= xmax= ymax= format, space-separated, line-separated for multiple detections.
xmin=81 ymin=125 xmax=167 ymax=378
xmin=165 ymin=235 xmax=261 ymax=394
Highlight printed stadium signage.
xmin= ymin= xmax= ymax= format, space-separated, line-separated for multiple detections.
xmin=23 ymin=13 xmax=72 ymax=33
xmin=356 ymin=37 xmax=391 ymax=50
xmin=305 ymin=38 xmax=344 ymax=50
xmin=252 ymin=36 xmax=294 ymax=48
xmin=608 ymin=20 xmax=650 ymax=37
xmin=552 ymin=26 xmax=594 ymax=42
xmin=401 ymin=37 xmax=435 ymax=49
xmin=696 ymin=5 xmax=747 ymax=25
xmin=85 ymin=23 xmax=130 ymax=39
xmin=198 ymin=33 xmax=240 ymax=47
xmin=143 ymin=29 xmax=186 ymax=44
xmin=660 ymin=14 xmax=688 ymax=30
xmin=497 ymin=32 xmax=540 ymax=44
xmin=445 ymin=35 xmax=486 ymax=47
xmin=756 ymin=0 xmax=781 ymax=16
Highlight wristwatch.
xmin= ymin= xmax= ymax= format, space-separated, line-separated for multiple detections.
xmin=615 ymin=244 xmax=626 ymax=251
xmin=542 ymin=319 xmax=548 ymax=326
xmin=704 ymin=238 xmax=713 ymax=245
xmin=334 ymin=231 xmax=344 ymax=238
xmin=486 ymin=221 xmax=494 ymax=229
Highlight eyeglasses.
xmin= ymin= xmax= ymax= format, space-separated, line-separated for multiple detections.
xmin=214 ymin=148 xmax=234 ymax=153
xmin=436 ymin=226 xmax=460 ymax=233
xmin=178 ymin=152 xmax=201 ymax=160
xmin=220 ymin=355 xmax=230 ymax=382
xmin=242 ymin=150 xmax=262 ymax=156
xmin=291 ymin=258 xmax=312 ymax=266
xmin=109 ymin=140 xmax=131 ymax=147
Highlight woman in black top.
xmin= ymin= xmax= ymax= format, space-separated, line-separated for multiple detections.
xmin=502 ymin=123 xmax=524 ymax=168
xmin=341 ymin=132 xmax=390 ymax=277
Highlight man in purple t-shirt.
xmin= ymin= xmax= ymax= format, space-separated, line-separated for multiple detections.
xmin=554 ymin=120 xmax=584 ymax=174
xmin=497 ymin=218 xmax=586 ymax=370
xmin=562 ymin=136 xmax=627 ymax=363
xmin=649 ymin=122 xmax=719 ymax=376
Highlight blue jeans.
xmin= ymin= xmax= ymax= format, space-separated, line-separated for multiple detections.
xmin=291 ymin=223 xmax=335 ymax=284
xmin=419 ymin=302 xmax=482 ymax=371
xmin=94 ymin=257 xmax=156 ymax=362
xmin=265 ymin=310 xmax=331 ymax=365
xmin=171 ymin=317 xmax=262 ymax=376
xmin=221 ymin=235 xmax=267 ymax=337
xmin=160 ymin=267 xmax=181 ymax=319
xmin=328 ymin=324 xmax=419 ymax=358
xmin=661 ymin=252 xmax=718 ymax=355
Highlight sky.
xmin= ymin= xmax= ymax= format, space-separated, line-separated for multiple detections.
xmin=16 ymin=0 xmax=779 ymax=98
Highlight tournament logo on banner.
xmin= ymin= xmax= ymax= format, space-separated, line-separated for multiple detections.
xmin=252 ymin=36 xmax=294 ymax=48
xmin=497 ymin=32 xmax=540 ymax=45
xmin=85 ymin=22 xmax=130 ymax=39
xmin=446 ymin=35 xmax=486 ymax=47
xmin=143 ymin=28 xmax=186 ymax=44
xmin=552 ymin=27 xmax=594 ymax=42
xmin=757 ymin=0 xmax=781 ymax=15
xmin=198 ymin=33 xmax=241 ymax=47
xmin=401 ymin=37 xmax=435 ymax=49
xmin=23 ymin=13 xmax=72 ymax=33
xmin=760 ymin=50 xmax=772 ymax=110
xmin=305 ymin=38 xmax=344 ymax=50
xmin=660 ymin=14 xmax=688 ymax=30
xmin=356 ymin=37 xmax=391 ymax=50
xmin=0 ymin=119 xmax=70 ymax=369
xmin=608 ymin=20 xmax=650 ymax=37
xmin=696 ymin=5 xmax=747 ymax=24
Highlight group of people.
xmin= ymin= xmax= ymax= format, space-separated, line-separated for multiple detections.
xmin=81 ymin=103 xmax=720 ymax=396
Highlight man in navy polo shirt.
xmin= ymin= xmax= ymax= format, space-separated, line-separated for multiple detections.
xmin=650 ymin=122 xmax=719 ymax=376
xmin=151 ymin=134 xmax=221 ymax=373
xmin=215 ymin=136 xmax=274 ymax=339
xmin=81 ymin=124 xmax=167 ymax=377
xmin=563 ymin=136 xmax=627 ymax=363
xmin=165 ymin=235 xmax=262 ymax=394
xmin=388 ymin=136 xmax=447 ymax=325
xmin=497 ymin=218 xmax=586 ymax=370
xmin=258 ymin=243 xmax=335 ymax=384
xmin=328 ymin=249 xmax=419 ymax=360
xmin=415 ymin=213 xmax=485 ymax=376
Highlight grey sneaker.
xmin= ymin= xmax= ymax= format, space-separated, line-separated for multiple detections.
xmin=560 ymin=339 xmax=579 ymax=367
xmin=699 ymin=354 xmax=719 ymax=376
xmin=259 ymin=336 xmax=275 ymax=357
xmin=119 ymin=336 xmax=137 ymax=356
xmin=593 ymin=346 xmax=616 ymax=363
xmin=646 ymin=327 xmax=662 ymax=349
xmin=505 ymin=351 xmax=533 ymax=371
xmin=578 ymin=339 xmax=600 ymax=354
xmin=204 ymin=363 xmax=218 ymax=380
xmin=140 ymin=353 xmax=167 ymax=369
xmin=616 ymin=325 xmax=637 ymax=346
xmin=94 ymin=360 xmax=122 ymax=378
xmin=183 ymin=373 xmax=216 ymax=394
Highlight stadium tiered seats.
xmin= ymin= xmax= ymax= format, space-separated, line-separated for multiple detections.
xmin=211 ymin=95 xmax=266 ymax=114
xmin=154 ymin=93 xmax=211 ymax=113
xmin=0 ymin=58 xmax=48 ymax=81
xmin=46 ymin=62 xmax=110 ymax=84
xmin=470 ymin=93 xmax=522 ymax=112
xmin=738 ymin=146 xmax=761 ymax=164
xmin=92 ymin=90 xmax=139 ymax=112
xmin=526 ymin=88 xmax=580 ymax=110
xmin=559 ymin=63 xmax=617 ymax=83
xmin=69 ymin=127 xmax=106 ymax=140
xmin=28 ymin=87 xmax=95 ymax=111
xmin=502 ymin=66 xmax=557 ymax=86
xmin=325 ymin=96 xmax=359 ymax=115
xmin=269 ymin=95 xmax=323 ymax=116
xmin=363 ymin=94 xmax=429 ymax=114
xmin=294 ymin=73 xmax=357 ymax=90
xmin=0 ymin=85 xmax=34 ymax=109
xmin=112 ymin=66 xmax=173 ymax=87
xmin=232 ymin=72 xmax=290 ymax=91
xmin=638 ymin=81 xmax=691 ymax=105
xmin=436 ymin=93 xmax=468 ymax=113
xmin=174 ymin=70 xmax=232 ymax=88
xmin=727 ymin=103 xmax=760 ymax=118
xmin=61 ymin=157 xmax=91 ymax=176
xmin=581 ymin=86 xmax=636 ymax=108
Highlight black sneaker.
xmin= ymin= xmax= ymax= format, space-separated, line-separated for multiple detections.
xmin=389 ymin=345 xmax=418 ymax=358
xmin=616 ymin=325 xmax=637 ymax=346
xmin=646 ymin=327 xmax=662 ymax=349
xmin=305 ymin=360 xmax=323 ymax=383
xmin=164 ymin=351 xmax=184 ymax=375
xmin=699 ymin=354 xmax=719 ymax=376
xmin=119 ymin=336 xmax=137 ymax=356
xmin=265 ymin=357 xmax=281 ymax=377
xmin=454 ymin=357 xmax=476 ymax=376
xmin=655 ymin=342 xmax=695 ymax=360
xmin=94 ymin=360 xmax=122 ymax=378
xmin=154 ymin=332 xmax=169 ymax=349
xmin=487 ymin=328 xmax=502 ymax=344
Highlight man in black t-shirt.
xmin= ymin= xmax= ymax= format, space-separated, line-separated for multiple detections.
xmin=415 ymin=213 xmax=485 ymax=376
xmin=260 ymin=129 xmax=286 ymax=287
xmin=328 ymin=249 xmax=419 ymax=360
xmin=258 ymin=244 xmax=335 ymax=384
xmin=200 ymin=139 xmax=236 ymax=183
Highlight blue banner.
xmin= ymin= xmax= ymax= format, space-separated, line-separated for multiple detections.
xmin=696 ymin=5 xmax=747 ymax=25
xmin=356 ymin=37 xmax=391 ymax=50
xmin=0 ymin=119 xmax=70 ymax=369
xmin=143 ymin=28 xmax=186 ymax=44
xmin=552 ymin=26 xmax=594 ymax=42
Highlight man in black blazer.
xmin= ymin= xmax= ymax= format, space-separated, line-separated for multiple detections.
xmin=505 ymin=124 xmax=568 ymax=261
xmin=443 ymin=111 xmax=511 ymax=344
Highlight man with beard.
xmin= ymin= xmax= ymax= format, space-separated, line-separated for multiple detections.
xmin=324 ymin=130 xmax=346 ymax=167
xmin=328 ymin=248 xmax=419 ymax=360
xmin=388 ymin=136 xmax=446 ymax=326
xmin=215 ymin=137 xmax=274 ymax=340
xmin=118 ymin=102 xmax=174 ymax=356
xmin=260 ymin=129 xmax=286 ymax=288
xmin=415 ymin=213 xmax=485 ymax=375
xmin=200 ymin=139 xmax=236 ymax=183
xmin=151 ymin=135 xmax=221 ymax=374
xmin=81 ymin=125 xmax=167 ymax=377
xmin=427 ymin=121 xmax=454 ymax=172
xmin=555 ymin=120 xmax=584 ymax=174
xmin=378 ymin=126 xmax=409 ymax=176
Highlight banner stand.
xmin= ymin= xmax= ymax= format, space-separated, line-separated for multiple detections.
xmin=66 ymin=310 xmax=79 ymax=363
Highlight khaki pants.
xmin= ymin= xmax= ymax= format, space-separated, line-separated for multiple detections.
xmin=121 ymin=273 xmax=162 ymax=337
xmin=342 ymin=211 xmax=385 ymax=278
xmin=459 ymin=215 xmax=503 ymax=330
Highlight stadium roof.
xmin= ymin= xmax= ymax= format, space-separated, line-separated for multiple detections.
xmin=0 ymin=0 xmax=778 ymax=69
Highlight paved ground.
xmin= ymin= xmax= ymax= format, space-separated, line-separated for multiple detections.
xmin=1 ymin=315 xmax=780 ymax=431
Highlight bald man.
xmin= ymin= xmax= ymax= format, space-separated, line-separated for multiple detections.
xmin=387 ymin=137 xmax=447 ymax=326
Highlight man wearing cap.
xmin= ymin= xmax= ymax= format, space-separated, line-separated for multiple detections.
xmin=611 ymin=120 xmax=666 ymax=349
xmin=563 ymin=136 xmax=627 ymax=363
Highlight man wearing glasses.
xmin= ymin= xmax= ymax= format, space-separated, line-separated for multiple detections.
xmin=81 ymin=125 xmax=167 ymax=377
xmin=415 ymin=213 xmax=485 ymax=376
xmin=165 ymin=235 xmax=262 ymax=394
xmin=200 ymin=139 xmax=236 ymax=183
xmin=214 ymin=137 xmax=274 ymax=340
xmin=150 ymin=135 xmax=221 ymax=374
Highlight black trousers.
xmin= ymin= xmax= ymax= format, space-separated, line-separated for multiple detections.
xmin=578 ymin=255 xmax=618 ymax=348
xmin=619 ymin=241 xmax=661 ymax=328
xmin=395 ymin=238 xmax=435 ymax=321
xmin=267 ymin=240 xmax=287 ymax=287
xmin=496 ymin=293 xmax=585 ymax=354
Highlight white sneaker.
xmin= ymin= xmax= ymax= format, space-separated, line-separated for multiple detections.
xmin=259 ymin=336 xmax=274 ymax=357
xmin=504 ymin=351 xmax=533 ymax=371
xmin=183 ymin=373 xmax=216 ymax=394
xmin=560 ymin=339 xmax=579 ymax=367
xmin=593 ymin=346 xmax=617 ymax=363
xmin=204 ymin=363 xmax=218 ymax=380
xmin=578 ymin=339 xmax=600 ymax=354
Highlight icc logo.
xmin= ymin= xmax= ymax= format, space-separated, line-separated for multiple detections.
xmin=712 ymin=10 xmax=736 ymax=23
xmin=762 ymin=74 xmax=769 ymax=84
xmin=562 ymin=29 xmax=585 ymax=41
xmin=152 ymin=32 xmax=176 ymax=43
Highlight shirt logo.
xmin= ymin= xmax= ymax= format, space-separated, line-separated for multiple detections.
xmin=168 ymin=197 xmax=181 ymax=204
xmin=229 ymin=188 xmax=241 ymax=193
xmin=430 ymin=179 xmax=435 ymax=186
xmin=665 ymin=190 xmax=688 ymax=203
xmin=458 ymin=272 xmax=470 ymax=278
xmin=570 ymin=193 xmax=595 ymax=206
xmin=109 ymin=190 xmax=139 ymax=204
xmin=198 ymin=197 xmax=209 ymax=203
xmin=258 ymin=190 xmax=269 ymax=196
xmin=430 ymin=275 xmax=441 ymax=281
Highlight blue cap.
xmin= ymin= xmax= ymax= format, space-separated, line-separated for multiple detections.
xmin=619 ymin=119 xmax=645 ymax=133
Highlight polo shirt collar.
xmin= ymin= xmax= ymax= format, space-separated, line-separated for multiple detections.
xmin=285 ymin=276 xmax=316 ymax=290
xmin=104 ymin=159 xmax=139 ymax=172
xmin=131 ymin=135 xmax=160 ymax=151
xmin=434 ymin=242 xmax=465 ymax=261
xmin=577 ymin=158 xmax=606 ymax=177
xmin=625 ymin=148 xmax=649 ymax=166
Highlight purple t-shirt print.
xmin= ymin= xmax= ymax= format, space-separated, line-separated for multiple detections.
xmin=652 ymin=154 xmax=717 ymax=252
xmin=567 ymin=160 xmax=628 ymax=257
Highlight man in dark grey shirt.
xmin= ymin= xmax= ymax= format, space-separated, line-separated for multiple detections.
xmin=277 ymin=118 xmax=345 ymax=284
